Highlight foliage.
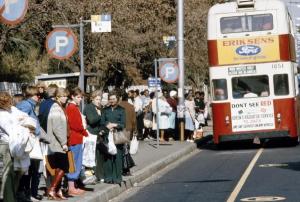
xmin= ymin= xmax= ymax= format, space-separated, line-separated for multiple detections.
xmin=0 ymin=0 xmax=216 ymax=88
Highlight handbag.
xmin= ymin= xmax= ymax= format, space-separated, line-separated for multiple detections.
xmin=113 ymin=129 xmax=130 ymax=145
xmin=96 ymin=135 xmax=109 ymax=155
xmin=29 ymin=137 xmax=43 ymax=160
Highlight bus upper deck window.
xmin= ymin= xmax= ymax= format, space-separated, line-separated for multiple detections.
xmin=213 ymin=79 xmax=228 ymax=100
xmin=221 ymin=17 xmax=242 ymax=34
xmin=274 ymin=74 xmax=289 ymax=95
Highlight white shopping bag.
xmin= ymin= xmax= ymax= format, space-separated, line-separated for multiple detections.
xmin=129 ymin=136 xmax=139 ymax=155
xmin=108 ymin=130 xmax=117 ymax=155
xmin=82 ymin=133 xmax=98 ymax=167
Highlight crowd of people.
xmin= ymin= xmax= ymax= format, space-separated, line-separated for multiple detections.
xmin=0 ymin=83 xmax=210 ymax=202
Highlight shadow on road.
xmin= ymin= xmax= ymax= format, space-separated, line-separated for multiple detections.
xmin=194 ymin=135 xmax=298 ymax=151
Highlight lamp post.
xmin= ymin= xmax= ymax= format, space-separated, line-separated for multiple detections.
xmin=177 ymin=0 xmax=185 ymax=141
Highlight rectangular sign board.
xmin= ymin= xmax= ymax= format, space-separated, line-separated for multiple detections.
xmin=148 ymin=77 xmax=161 ymax=87
xmin=91 ymin=14 xmax=111 ymax=33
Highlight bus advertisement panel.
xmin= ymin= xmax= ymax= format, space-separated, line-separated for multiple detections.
xmin=217 ymin=36 xmax=280 ymax=65
xmin=231 ymin=98 xmax=275 ymax=132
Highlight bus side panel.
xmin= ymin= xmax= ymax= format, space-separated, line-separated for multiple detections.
xmin=279 ymin=34 xmax=295 ymax=62
xmin=212 ymin=102 xmax=231 ymax=144
xmin=296 ymin=96 xmax=300 ymax=138
xmin=207 ymin=40 xmax=218 ymax=66
xmin=273 ymin=98 xmax=297 ymax=137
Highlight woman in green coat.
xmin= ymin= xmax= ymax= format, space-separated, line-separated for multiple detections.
xmin=83 ymin=90 xmax=103 ymax=181
xmin=100 ymin=91 xmax=125 ymax=184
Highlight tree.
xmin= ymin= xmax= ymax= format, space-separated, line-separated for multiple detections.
xmin=0 ymin=0 xmax=217 ymax=88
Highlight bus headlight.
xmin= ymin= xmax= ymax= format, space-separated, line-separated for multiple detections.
xmin=225 ymin=115 xmax=230 ymax=125
xmin=276 ymin=113 xmax=281 ymax=123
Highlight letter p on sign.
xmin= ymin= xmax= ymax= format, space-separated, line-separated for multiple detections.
xmin=56 ymin=36 xmax=69 ymax=53
xmin=159 ymin=62 xmax=179 ymax=83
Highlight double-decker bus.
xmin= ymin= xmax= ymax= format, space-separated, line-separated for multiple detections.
xmin=207 ymin=0 xmax=299 ymax=144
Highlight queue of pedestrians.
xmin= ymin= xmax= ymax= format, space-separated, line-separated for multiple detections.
xmin=0 ymin=84 xmax=209 ymax=202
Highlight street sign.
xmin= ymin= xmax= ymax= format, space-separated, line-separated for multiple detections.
xmin=91 ymin=14 xmax=111 ymax=33
xmin=0 ymin=0 xmax=5 ymax=15
xmin=1 ymin=0 xmax=28 ymax=25
xmin=148 ymin=77 xmax=161 ymax=87
xmin=159 ymin=62 xmax=179 ymax=83
xmin=163 ymin=36 xmax=176 ymax=49
xmin=45 ymin=28 xmax=78 ymax=60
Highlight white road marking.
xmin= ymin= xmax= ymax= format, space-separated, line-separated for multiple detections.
xmin=226 ymin=148 xmax=264 ymax=202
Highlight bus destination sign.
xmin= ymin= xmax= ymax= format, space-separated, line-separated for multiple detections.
xmin=228 ymin=65 xmax=256 ymax=75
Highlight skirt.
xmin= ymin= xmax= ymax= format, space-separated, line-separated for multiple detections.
xmin=46 ymin=152 xmax=69 ymax=174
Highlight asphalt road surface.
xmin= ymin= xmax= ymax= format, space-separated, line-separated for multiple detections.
xmin=111 ymin=139 xmax=300 ymax=202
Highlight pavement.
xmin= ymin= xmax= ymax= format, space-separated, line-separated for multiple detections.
xmin=41 ymin=121 xmax=213 ymax=202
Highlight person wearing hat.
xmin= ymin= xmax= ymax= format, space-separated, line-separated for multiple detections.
xmin=167 ymin=90 xmax=178 ymax=140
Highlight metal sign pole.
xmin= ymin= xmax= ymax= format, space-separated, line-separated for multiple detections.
xmin=154 ymin=59 xmax=160 ymax=148
xmin=177 ymin=0 xmax=185 ymax=141
xmin=79 ymin=17 xmax=85 ymax=111
xmin=52 ymin=18 xmax=92 ymax=112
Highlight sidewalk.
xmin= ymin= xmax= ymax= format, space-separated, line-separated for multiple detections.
xmin=40 ymin=121 xmax=213 ymax=202
xmin=41 ymin=140 xmax=197 ymax=202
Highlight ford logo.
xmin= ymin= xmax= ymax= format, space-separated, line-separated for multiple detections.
xmin=236 ymin=45 xmax=261 ymax=56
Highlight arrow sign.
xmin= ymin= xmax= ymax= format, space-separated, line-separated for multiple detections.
xmin=45 ymin=28 xmax=78 ymax=60
xmin=1 ymin=0 xmax=28 ymax=25
xmin=159 ymin=62 xmax=179 ymax=83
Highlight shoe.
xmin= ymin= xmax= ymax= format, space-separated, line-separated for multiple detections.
xmin=56 ymin=190 xmax=67 ymax=200
xmin=30 ymin=196 xmax=40 ymax=202
xmin=31 ymin=195 xmax=43 ymax=201
xmin=16 ymin=192 xmax=32 ymax=202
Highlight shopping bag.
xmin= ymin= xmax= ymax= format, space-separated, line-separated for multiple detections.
xmin=67 ymin=151 xmax=76 ymax=173
xmin=108 ymin=130 xmax=117 ymax=155
xmin=29 ymin=137 xmax=43 ymax=160
xmin=129 ymin=136 xmax=139 ymax=155
xmin=82 ymin=133 xmax=97 ymax=168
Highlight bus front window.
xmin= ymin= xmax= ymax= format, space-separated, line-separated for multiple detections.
xmin=274 ymin=74 xmax=289 ymax=95
xmin=231 ymin=75 xmax=269 ymax=99
xmin=213 ymin=79 xmax=228 ymax=101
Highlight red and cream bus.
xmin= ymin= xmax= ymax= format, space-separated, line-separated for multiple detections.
xmin=207 ymin=0 xmax=299 ymax=144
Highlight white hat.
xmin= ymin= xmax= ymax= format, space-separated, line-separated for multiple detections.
xmin=170 ymin=90 xmax=177 ymax=97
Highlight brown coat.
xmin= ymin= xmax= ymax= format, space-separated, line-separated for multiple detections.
xmin=119 ymin=101 xmax=137 ymax=134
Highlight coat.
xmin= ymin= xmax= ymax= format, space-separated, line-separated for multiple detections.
xmin=47 ymin=103 xmax=68 ymax=153
xmin=152 ymin=98 xmax=172 ymax=130
xmin=16 ymin=99 xmax=41 ymax=136
xmin=83 ymin=103 xmax=102 ymax=135
xmin=66 ymin=102 xmax=88 ymax=146
xmin=119 ymin=101 xmax=136 ymax=133
xmin=99 ymin=105 xmax=125 ymax=184
xmin=0 ymin=107 xmax=31 ymax=172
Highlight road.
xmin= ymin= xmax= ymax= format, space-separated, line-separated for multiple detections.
xmin=111 ymin=140 xmax=300 ymax=202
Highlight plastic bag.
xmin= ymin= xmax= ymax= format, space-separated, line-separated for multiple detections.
xmin=29 ymin=137 xmax=43 ymax=160
xmin=129 ymin=136 xmax=139 ymax=155
xmin=108 ymin=130 xmax=117 ymax=155
xmin=82 ymin=133 xmax=97 ymax=167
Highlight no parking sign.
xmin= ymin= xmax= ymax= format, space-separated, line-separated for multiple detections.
xmin=0 ymin=0 xmax=5 ymax=15
xmin=1 ymin=0 xmax=28 ymax=25
xmin=46 ymin=28 xmax=78 ymax=60
xmin=159 ymin=62 xmax=179 ymax=83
